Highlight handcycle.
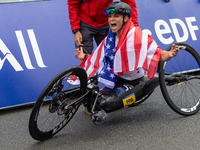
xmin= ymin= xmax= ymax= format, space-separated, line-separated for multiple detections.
xmin=29 ymin=42 xmax=200 ymax=140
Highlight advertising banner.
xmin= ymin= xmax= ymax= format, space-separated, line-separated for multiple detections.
xmin=137 ymin=0 xmax=199 ymax=51
xmin=0 ymin=0 xmax=199 ymax=109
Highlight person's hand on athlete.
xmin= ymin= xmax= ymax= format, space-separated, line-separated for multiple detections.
xmin=75 ymin=47 xmax=85 ymax=60
xmin=74 ymin=31 xmax=84 ymax=47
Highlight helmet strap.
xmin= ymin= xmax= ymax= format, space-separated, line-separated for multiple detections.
xmin=122 ymin=15 xmax=126 ymax=26
xmin=118 ymin=15 xmax=126 ymax=32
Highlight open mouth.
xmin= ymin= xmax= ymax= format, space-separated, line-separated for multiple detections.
xmin=110 ymin=23 xmax=117 ymax=30
xmin=110 ymin=23 xmax=117 ymax=27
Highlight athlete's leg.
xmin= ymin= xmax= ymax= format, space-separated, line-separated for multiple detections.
xmin=99 ymin=77 xmax=144 ymax=112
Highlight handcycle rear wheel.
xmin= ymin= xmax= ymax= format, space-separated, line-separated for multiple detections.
xmin=159 ymin=43 xmax=200 ymax=116
xmin=29 ymin=66 xmax=87 ymax=140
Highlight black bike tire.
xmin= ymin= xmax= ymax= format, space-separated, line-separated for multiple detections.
xmin=158 ymin=43 xmax=200 ymax=116
xmin=29 ymin=66 xmax=87 ymax=140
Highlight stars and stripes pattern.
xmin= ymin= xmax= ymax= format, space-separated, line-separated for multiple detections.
xmin=97 ymin=29 xmax=117 ymax=88
xmin=80 ymin=19 xmax=162 ymax=88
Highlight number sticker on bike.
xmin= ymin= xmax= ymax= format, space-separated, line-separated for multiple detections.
xmin=122 ymin=93 xmax=136 ymax=107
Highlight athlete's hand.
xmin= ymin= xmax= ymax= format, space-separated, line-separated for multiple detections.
xmin=75 ymin=47 xmax=85 ymax=60
xmin=160 ymin=44 xmax=179 ymax=61
xmin=169 ymin=44 xmax=179 ymax=58
xmin=74 ymin=31 xmax=84 ymax=47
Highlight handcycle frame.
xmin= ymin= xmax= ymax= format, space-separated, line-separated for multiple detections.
xmin=61 ymin=65 xmax=199 ymax=120
xmin=64 ymin=42 xmax=200 ymax=116
xmin=70 ymin=72 xmax=159 ymax=114
xmin=29 ymin=42 xmax=200 ymax=140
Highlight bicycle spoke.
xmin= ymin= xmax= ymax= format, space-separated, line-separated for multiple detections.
xmin=159 ymin=43 xmax=200 ymax=116
xmin=29 ymin=66 xmax=87 ymax=140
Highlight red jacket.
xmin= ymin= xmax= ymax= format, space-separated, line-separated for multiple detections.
xmin=68 ymin=0 xmax=138 ymax=31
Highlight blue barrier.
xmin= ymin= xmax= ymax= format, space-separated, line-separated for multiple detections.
xmin=0 ymin=0 xmax=199 ymax=109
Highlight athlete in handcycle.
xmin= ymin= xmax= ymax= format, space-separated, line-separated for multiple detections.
xmin=29 ymin=2 xmax=200 ymax=140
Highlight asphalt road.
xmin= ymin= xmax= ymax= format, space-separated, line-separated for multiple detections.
xmin=1 ymin=87 xmax=200 ymax=150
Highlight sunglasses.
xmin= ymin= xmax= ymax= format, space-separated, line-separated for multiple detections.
xmin=104 ymin=9 xmax=119 ymax=15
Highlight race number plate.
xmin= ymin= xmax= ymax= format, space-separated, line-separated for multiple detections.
xmin=122 ymin=93 xmax=136 ymax=107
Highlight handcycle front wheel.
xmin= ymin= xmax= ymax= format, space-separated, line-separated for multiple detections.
xmin=29 ymin=66 xmax=87 ymax=140
xmin=158 ymin=43 xmax=200 ymax=116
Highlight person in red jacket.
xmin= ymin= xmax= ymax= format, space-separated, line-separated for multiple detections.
xmin=68 ymin=0 xmax=138 ymax=57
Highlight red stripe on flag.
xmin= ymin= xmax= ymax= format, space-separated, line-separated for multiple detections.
xmin=120 ymin=38 xmax=129 ymax=72
xmin=142 ymin=57 xmax=148 ymax=72
xmin=80 ymin=50 xmax=94 ymax=75
xmin=85 ymin=55 xmax=92 ymax=71
xmin=89 ymin=39 xmax=106 ymax=76
xmin=115 ymin=20 xmax=134 ymax=73
xmin=147 ymin=47 xmax=162 ymax=79
xmin=80 ymin=55 xmax=89 ymax=69
xmin=143 ymin=35 xmax=154 ymax=71
xmin=134 ymin=27 xmax=142 ymax=69
xmin=147 ymin=35 xmax=154 ymax=50
xmin=116 ymin=19 xmax=134 ymax=51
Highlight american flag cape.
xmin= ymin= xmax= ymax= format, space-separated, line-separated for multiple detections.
xmin=80 ymin=19 xmax=162 ymax=88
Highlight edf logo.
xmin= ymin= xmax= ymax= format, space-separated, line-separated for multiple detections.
xmin=0 ymin=29 xmax=47 ymax=71
xmin=143 ymin=17 xmax=199 ymax=45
